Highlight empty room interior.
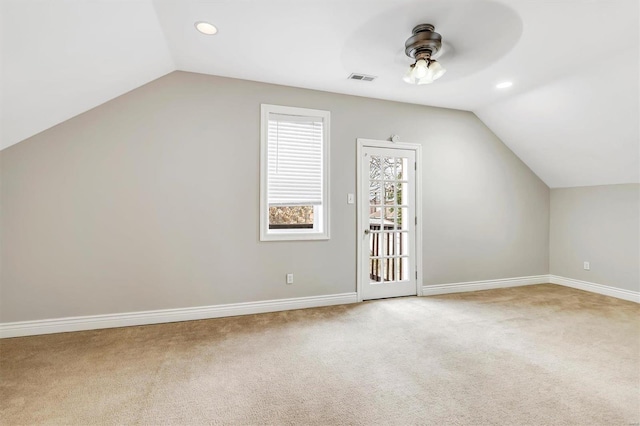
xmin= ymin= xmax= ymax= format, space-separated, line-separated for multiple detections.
xmin=1 ymin=0 xmax=639 ymax=424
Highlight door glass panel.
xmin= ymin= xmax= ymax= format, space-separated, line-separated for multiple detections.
xmin=369 ymin=156 xmax=380 ymax=181
xmin=395 ymin=157 xmax=405 ymax=179
xmin=397 ymin=207 xmax=404 ymax=230
xmin=369 ymin=228 xmax=384 ymax=283
xmin=364 ymin=147 xmax=414 ymax=293
xmin=394 ymin=207 xmax=408 ymax=230
xmin=401 ymin=257 xmax=409 ymax=281
xmin=395 ymin=257 xmax=403 ymax=282
xmin=382 ymin=156 xmax=395 ymax=181
xmin=369 ymin=257 xmax=383 ymax=282
xmin=383 ymin=256 xmax=394 ymax=282
xmin=369 ymin=207 xmax=383 ymax=227
xmin=399 ymin=232 xmax=408 ymax=257
xmin=387 ymin=231 xmax=404 ymax=256
xmin=397 ymin=181 xmax=407 ymax=206
xmin=384 ymin=182 xmax=396 ymax=206
xmin=369 ymin=181 xmax=382 ymax=206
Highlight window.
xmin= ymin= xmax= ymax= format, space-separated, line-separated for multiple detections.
xmin=260 ymin=104 xmax=330 ymax=241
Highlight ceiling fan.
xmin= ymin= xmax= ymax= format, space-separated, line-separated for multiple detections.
xmin=403 ymin=24 xmax=446 ymax=85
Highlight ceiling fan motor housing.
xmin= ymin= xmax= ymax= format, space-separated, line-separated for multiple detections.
xmin=405 ymin=24 xmax=442 ymax=60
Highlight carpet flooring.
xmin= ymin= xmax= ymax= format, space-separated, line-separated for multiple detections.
xmin=1 ymin=284 xmax=639 ymax=425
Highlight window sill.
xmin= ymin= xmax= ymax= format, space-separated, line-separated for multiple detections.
xmin=260 ymin=232 xmax=330 ymax=242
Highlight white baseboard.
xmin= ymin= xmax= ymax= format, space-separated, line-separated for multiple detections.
xmin=422 ymin=274 xmax=639 ymax=303
xmin=549 ymin=275 xmax=640 ymax=303
xmin=0 ymin=292 xmax=358 ymax=339
xmin=422 ymin=275 xmax=549 ymax=296
xmin=3 ymin=275 xmax=636 ymax=339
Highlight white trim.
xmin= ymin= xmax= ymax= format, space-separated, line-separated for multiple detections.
xmin=549 ymin=275 xmax=639 ymax=303
xmin=356 ymin=138 xmax=423 ymax=302
xmin=259 ymin=104 xmax=331 ymax=241
xmin=415 ymin=144 xmax=423 ymax=297
xmin=422 ymin=275 xmax=549 ymax=296
xmin=0 ymin=292 xmax=358 ymax=339
xmin=356 ymin=141 xmax=363 ymax=302
xmin=422 ymin=274 xmax=639 ymax=303
xmin=357 ymin=138 xmax=423 ymax=153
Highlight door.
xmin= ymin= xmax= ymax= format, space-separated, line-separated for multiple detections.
xmin=359 ymin=143 xmax=418 ymax=300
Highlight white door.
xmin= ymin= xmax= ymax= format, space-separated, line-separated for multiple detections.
xmin=359 ymin=144 xmax=417 ymax=300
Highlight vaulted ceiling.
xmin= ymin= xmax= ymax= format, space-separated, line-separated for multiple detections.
xmin=2 ymin=0 xmax=638 ymax=188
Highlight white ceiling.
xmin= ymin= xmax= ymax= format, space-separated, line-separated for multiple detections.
xmin=1 ymin=0 xmax=638 ymax=188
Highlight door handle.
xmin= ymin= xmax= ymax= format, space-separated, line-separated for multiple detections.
xmin=364 ymin=229 xmax=370 ymax=235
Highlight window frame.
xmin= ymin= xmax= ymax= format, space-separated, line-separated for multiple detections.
xmin=260 ymin=104 xmax=330 ymax=241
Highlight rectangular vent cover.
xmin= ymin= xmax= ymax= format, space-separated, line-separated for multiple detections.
xmin=348 ymin=73 xmax=377 ymax=82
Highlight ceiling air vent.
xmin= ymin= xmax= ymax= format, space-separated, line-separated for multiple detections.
xmin=348 ymin=73 xmax=377 ymax=82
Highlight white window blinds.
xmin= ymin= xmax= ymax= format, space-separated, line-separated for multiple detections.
xmin=267 ymin=113 xmax=324 ymax=206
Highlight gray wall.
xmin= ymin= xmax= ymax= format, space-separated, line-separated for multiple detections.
xmin=0 ymin=71 xmax=549 ymax=322
xmin=550 ymin=184 xmax=640 ymax=292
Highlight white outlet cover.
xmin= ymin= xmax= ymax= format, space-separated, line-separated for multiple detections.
xmin=347 ymin=193 xmax=355 ymax=204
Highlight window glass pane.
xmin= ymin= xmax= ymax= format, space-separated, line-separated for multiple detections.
xmin=269 ymin=206 xmax=314 ymax=229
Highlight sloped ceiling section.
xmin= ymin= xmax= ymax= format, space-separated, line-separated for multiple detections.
xmin=474 ymin=1 xmax=639 ymax=188
xmin=476 ymin=47 xmax=639 ymax=188
xmin=0 ymin=0 xmax=175 ymax=149
xmin=1 ymin=0 xmax=638 ymax=188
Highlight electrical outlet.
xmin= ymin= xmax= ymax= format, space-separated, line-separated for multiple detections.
xmin=286 ymin=273 xmax=294 ymax=284
xmin=347 ymin=193 xmax=355 ymax=204
xmin=583 ymin=261 xmax=590 ymax=271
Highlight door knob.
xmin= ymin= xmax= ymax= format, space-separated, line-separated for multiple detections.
xmin=364 ymin=229 xmax=370 ymax=235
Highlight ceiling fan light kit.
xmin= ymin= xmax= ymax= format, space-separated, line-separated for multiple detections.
xmin=403 ymin=24 xmax=446 ymax=85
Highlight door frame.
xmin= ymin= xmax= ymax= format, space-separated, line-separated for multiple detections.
xmin=356 ymin=138 xmax=423 ymax=302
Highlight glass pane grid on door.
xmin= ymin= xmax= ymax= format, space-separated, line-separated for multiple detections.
xmin=368 ymin=155 xmax=410 ymax=284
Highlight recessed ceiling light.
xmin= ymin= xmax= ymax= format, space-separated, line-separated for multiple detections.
xmin=496 ymin=81 xmax=513 ymax=89
xmin=195 ymin=21 xmax=218 ymax=35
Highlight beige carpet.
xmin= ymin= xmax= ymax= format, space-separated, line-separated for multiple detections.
xmin=1 ymin=284 xmax=639 ymax=425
